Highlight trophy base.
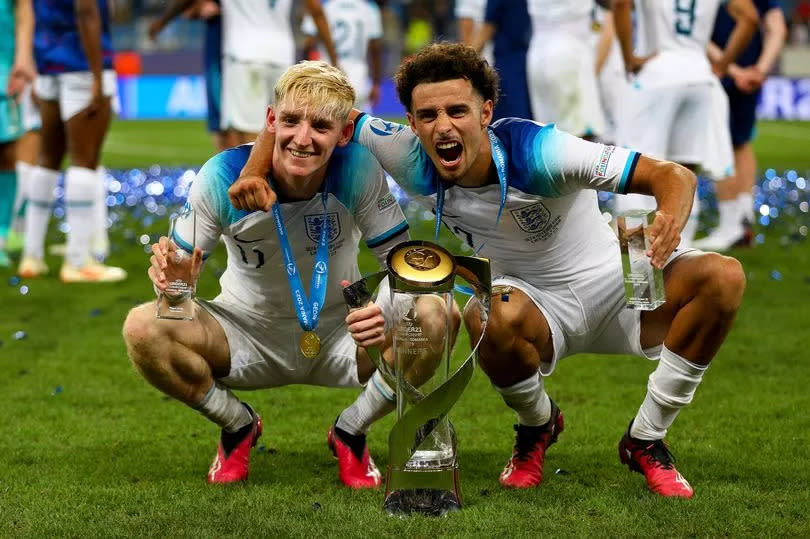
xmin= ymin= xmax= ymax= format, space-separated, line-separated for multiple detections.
xmin=625 ymin=298 xmax=666 ymax=311
xmin=384 ymin=466 xmax=461 ymax=517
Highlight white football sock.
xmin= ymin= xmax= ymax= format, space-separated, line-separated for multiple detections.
xmin=23 ymin=166 xmax=59 ymax=259
xmin=93 ymin=166 xmax=110 ymax=258
xmin=737 ymin=192 xmax=754 ymax=225
xmin=194 ymin=382 xmax=253 ymax=432
xmin=630 ymin=345 xmax=707 ymax=440
xmin=65 ymin=166 xmax=97 ymax=267
xmin=13 ymin=161 xmax=32 ymax=234
xmin=716 ymin=199 xmax=741 ymax=234
xmin=494 ymin=372 xmax=552 ymax=427
xmin=336 ymin=371 xmax=396 ymax=435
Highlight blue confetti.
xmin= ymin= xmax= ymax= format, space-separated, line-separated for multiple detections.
xmin=51 ymin=385 xmax=63 ymax=396
xmin=89 ymin=309 xmax=103 ymax=317
xmin=8 ymin=276 xmax=20 ymax=286
xmin=770 ymin=270 xmax=783 ymax=281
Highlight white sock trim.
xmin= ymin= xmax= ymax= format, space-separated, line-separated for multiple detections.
xmin=195 ymin=382 xmax=252 ymax=432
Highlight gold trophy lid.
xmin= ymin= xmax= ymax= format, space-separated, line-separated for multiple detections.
xmin=387 ymin=240 xmax=456 ymax=290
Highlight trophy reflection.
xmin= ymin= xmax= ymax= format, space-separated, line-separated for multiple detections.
xmin=343 ymin=240 xmax=491 ymax=517
xmin=156 ymin=207 xmax=197 ymax=320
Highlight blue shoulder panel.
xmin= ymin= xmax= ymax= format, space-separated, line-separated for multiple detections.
xmin=197 ymin=144 xmax=252 ymax=227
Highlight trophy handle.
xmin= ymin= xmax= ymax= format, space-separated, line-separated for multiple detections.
xmin=342 ymin=271 xmax=425 ymax=403
xmin=454 ymin=255 xmax=492 ymax=322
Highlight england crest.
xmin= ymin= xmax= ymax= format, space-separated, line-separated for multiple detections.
xmin=305 ymin=212 xmax=341 ymax=243
xmin=511 ymin=202 xmax=552 ymax=233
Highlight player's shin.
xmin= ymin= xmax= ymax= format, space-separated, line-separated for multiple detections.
xmin=630 ymin=345 xmax=707 ymax=440
xmin=337 ymin=371 xmax=396 ymax=436
xmin=494 ymin=371 xmax=552 ymax=427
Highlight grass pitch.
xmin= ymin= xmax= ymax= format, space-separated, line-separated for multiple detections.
xmin=1 ymin=120 xmax=809 ymax=537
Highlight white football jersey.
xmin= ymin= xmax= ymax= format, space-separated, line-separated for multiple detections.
xmin=528 ymin=0 xmax=593 ymax=35
xmin=455 ymin=0 xmax=486 ymax=21
xmin=221 ymin=0 xmax=295 ymax=65
xmin=301 ymin=0 xmax=382 ymax=99
xmin=633 ymin=0 xmax=723 ymax=83
xmin=174 ymin=143 xmax=408 ymax=331
xmin=353 ymin=115 xmax=641 ymax=287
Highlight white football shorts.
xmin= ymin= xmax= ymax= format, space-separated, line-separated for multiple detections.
xmin=527 ymin=34 xmax=606 ymax=137
xmin=483 ymin=248 xmax=698 ymax=376
xmin=702 ymin=77 xmax=735 ymax=181
xmin=617 ymin=80 xmax=711 ymax=166
xmin=221 ymin=57 xmax=286 ymax=133
xmin=34 ymin=69 xmax=118 ymax=122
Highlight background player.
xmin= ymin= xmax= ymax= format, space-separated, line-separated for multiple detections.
xmin=470 ymin=0 xmax=533 ymax=122
xmin=695 ymin=0 xmax=787 ymax=251
xmin=220 ymin=0 xmax=338 ymax=145
xmin=612 ymin=0 xmax=759 ymax=247
xmin=16 ymin=0 xmax=125 ymax=282
xmin=526 ymin=0 xmax=606 ymax=139
xmin=236 ymin=43 xmax=747 ymax=498
xmin=301 ymin=0 xmax=383 ymax=112
xmin=149 ymin=0 xmax=230 ymax=151
xmin=1 ymin=0 xmax=34 ymax=267
xmin=123 ymin=61 xmax=454 ymax=488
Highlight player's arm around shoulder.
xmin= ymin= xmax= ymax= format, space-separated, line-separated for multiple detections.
xmin=626 ymin=157 xmax=696 ymax=268
xmin=230 ymin=129 xmax=277 ymax=212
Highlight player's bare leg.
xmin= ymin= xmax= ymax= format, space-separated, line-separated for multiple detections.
xmin=464 ymin=289 xmax=563 ymax=489
xmin=59 ymin=97 xmax=125 ymax=282
xmin=332 ymin=297 xmax=461 ymax=488
xmin=621 ymin=251 xmax=746 ymax=498
xmin=123 ymin=301 xmax=261 ymax=483
xmin=19 ymin=100 xmax=64 ymax=277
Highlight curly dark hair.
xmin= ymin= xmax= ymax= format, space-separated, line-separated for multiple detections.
xmin=394 ymin=42 xmax=500 ymax=112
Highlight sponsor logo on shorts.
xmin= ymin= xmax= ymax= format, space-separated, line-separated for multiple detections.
xmin=511 ymin=202 xmax=552 ymax=233
xmin=305 ymin=212 xmax=341 ymax=243
xmin=368 ymin=118 xmax=405 ymax=137
xmin=596 ymin=145 xmax=615 ymax=178
xmin=377 ymin=193 xmax=396 ymax=212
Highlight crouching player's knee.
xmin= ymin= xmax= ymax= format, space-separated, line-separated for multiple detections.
xmin=122 ymin=301 xmax=169 ymax=373
xmin=700 ymin=254 xmax=746 ymax=314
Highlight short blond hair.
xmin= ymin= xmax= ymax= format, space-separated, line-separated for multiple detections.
xmin=274 ymin=61 xmax=355 ymax=124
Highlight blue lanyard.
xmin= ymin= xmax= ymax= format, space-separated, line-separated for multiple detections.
xmin=434 ymin=128 xmax=509 ymax=252
xmin=270 ymin=181 xmax=330 ymax=331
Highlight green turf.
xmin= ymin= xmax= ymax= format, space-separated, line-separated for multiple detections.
xmin=1 ymin=120 xmax=809 ymax=537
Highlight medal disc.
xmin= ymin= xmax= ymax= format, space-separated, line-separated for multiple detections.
xmin=300 ymin=331 xmax=321 ymax=359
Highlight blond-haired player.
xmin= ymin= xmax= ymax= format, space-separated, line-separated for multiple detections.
xmin=123 ymin=61 xmax=425 ymax=487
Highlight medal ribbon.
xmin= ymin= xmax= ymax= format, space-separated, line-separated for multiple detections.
xmin=434 ymin=128 xmax=508 ymax=294
xmin=270 ymin=180 xmax=330 ymax=332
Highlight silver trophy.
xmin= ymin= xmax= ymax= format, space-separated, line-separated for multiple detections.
xmin=156 ymin=208 xmax=197 ymax=320
xmin=613 ymin=209 xmax=665 ymax=310
xmin=343 ymin=240 xmax=491 ymax=517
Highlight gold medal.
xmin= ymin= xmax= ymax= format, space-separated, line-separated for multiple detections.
xmin=299 ymin=331 xmax=321 ymax=359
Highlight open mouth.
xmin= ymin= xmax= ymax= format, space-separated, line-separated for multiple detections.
xmin=435 ymin=141 xmax=462 ymax=166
